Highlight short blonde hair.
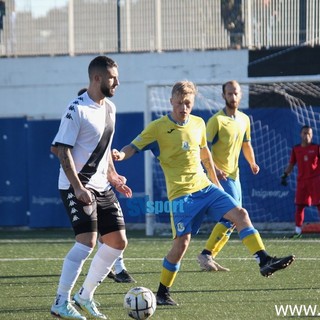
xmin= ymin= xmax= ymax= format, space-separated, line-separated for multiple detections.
xmin=171 ymin=81 xmax=197 ymax=97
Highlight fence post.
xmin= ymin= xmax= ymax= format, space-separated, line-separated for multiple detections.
xmin=68 ymin=0 xmax=75 ymax=56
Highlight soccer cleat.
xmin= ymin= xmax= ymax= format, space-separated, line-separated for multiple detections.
xmin=197 ymin=253 xmax=230 ymax=271
xmin=51 ymin=300 xmax=87 ymax=319
xmin=290 ymin=233 xmax=302 ymax=239
xmin=156 ymin=292 xmax=179 ymax=306
xmin=73 ymin=293 xmax=107 ymax=319
xmin=114 ymin=269 xmax=136 ymax=283
xmin=107 ymin=269 xmax=116 ymax=280
xmin=260 ymin=255 xmax=295 ymax=277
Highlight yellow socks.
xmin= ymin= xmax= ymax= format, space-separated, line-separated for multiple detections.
xmin=205 ymin=222 xmax=233 ymax=258
xmin=160 ymin=257 xmax=180 ymax=288
xmin=239 ymin=227 xmax=265 ymax=254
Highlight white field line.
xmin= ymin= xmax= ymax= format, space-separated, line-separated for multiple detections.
xmin=1 ymin=257 xmax=320 ymax=262
xmin=1 ymin=239 xmax=320 ymax=261
xmin=1 ymin=239 xmax=320 ymax=244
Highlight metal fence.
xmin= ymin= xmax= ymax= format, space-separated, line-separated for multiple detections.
xmin=0 ymin=0 xmax=319 ymax=57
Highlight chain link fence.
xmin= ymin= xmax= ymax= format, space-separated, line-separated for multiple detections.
xmin=0 ymin=0 xmax=319 ymax=57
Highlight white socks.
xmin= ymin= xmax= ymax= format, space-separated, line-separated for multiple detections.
xmin=55 ymin=242 xmax=93 ymax=306
xmin=114 ymin=254 xmax=125 ymax=274
xmin=98 ymin=240 xmax=126 ymax=274
xmin=79 ymin=243 xmax=123 ymax=300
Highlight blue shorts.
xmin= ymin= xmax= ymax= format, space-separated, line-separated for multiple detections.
xmin=220 ymin=177 xmax=242 ymax=206
xmin=170 ymin=184 xmax=238 ymax=238
xmin=218 ymin=178 xmax=242 ymax=228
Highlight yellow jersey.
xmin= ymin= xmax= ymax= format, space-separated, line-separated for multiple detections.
xmin=206 ymin=109 xmax=251 ymax=180
xmin=131 ymin=114 xmax=211 ymax=200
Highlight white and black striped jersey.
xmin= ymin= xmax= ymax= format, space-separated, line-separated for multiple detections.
xmin=52 ymin=92 xmax=116 ymax=192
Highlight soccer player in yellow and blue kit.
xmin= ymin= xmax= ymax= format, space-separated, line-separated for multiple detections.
xmin=198 ymin=80 xmax=260 ymax=271
xmin=112 ymin=80 xmax=295 ymax=306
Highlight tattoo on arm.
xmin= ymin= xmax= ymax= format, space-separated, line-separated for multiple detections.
xmin=59 ymin=147 xmax=74 ymax=173
xmin=58 ymin=146 xmax=76 ymax=175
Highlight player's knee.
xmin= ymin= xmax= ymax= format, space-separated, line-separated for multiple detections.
xmin=75 ymin=233 xmax=97 ymax=248
xmin=224 ymin=207 xmax=250 ymax=226
xmin=239 ymin=207 xmax=249 ymax=218
xmin=111 ymin=237 xmax=128 ymax=250
xmin=120 ymin=238 xmax=128 ymax=250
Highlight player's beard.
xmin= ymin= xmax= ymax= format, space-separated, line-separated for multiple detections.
xmin=226 ymin=100 xmax=239 ymax=110
xmin=101 ymin=83 xmax=115 ymax=98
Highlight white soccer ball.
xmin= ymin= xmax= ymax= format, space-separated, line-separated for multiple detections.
xmin=124 ymin=286 xmax=157 ymax=319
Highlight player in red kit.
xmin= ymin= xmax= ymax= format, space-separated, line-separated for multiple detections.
xmin=281 ymin=125 xmax=320 ymax=238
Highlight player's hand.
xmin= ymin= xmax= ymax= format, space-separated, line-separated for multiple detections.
xmin=74 ymin=186 xmax=93 ymax=204
xmin=251 ymin=163 xmax=260 ymax=175
xmin=109 ymin=174 xmax=132 ymax=198
xmin=216 ymin=169 xmax=227 ymax=181
xmin=118 ymin=175 xmax=127 ymax=185
xmin=115 ymin=184 xmax=132 ymax=198
xmin=280 ymin=173 xmax=288 ymax=186
xmin=112 ymin=149 xmax=125 ymax=161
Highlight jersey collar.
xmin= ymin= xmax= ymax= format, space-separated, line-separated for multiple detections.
xmin=223 ymin=107 xmax=237 ymax=119
xmin=168 ymin=113 xmax=189 ymax=126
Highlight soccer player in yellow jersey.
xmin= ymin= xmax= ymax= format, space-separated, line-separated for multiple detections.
xmin=198 ymin=80 xmax=260 ymax=271
xmin=112 ymin=80 xmax=294 ymax=306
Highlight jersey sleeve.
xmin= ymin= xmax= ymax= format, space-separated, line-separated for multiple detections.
xmin=206 ymin=116 xmax=219 ymax=145
xmin=199 ymin=118 xmax=207 ymax=148
xmin=131 ymin=120 xmax=158 ymax=152
xmin=53 ymin=104 xmax=81 ymax=148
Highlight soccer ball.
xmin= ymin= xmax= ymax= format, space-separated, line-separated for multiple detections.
xmin=124 ymin=286 xmax=156 ymax=319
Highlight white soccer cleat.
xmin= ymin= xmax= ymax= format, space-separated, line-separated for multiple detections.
xmin=51 ymin=300 xmax=87 ymax=319
xmin=197 ymin=253 xmax=230 ymax=271
xmin=73 ymin=293 xmax=107 ymax=319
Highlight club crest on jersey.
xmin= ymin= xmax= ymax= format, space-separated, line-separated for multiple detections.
xmin=181 ymin=141 xmax=190 ymax=151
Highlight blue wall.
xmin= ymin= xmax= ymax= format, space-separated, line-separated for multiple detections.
xmin=0 ymin=113 xmax=145 ymax=228
xmin=1 ymin=108 xmax=319 ymax=228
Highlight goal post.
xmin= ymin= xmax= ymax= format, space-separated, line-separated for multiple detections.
xmin=145 ymin=77 xmax=320 ymax=236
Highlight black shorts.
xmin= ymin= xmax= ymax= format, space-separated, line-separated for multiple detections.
xmin=60 ymin=187 xmax=125 ymax=236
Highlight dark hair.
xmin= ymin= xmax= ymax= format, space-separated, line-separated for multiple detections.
xmin=301 ymin=125 xmax=312 ymax=132
xmin=88 ymin=56 xmax=118 ymax=80
xmin=222 ymin=80 xmax=240 ymax=93
xmin=77 ymin=88 xmax=87 ymax=96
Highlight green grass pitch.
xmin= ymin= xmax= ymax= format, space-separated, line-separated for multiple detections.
xmin=1 ymin=229 xmax=320 ymax=320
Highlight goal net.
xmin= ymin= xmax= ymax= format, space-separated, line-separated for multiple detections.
xmin=145 ymin=78 xmax=320 ymax=235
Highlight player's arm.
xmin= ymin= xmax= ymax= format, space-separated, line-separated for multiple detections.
xmin=242 ymin=141 xmax=260 ymax=175
xmin=50 ymin=145 xmax=58 ymax=157
xmin=112 ymin=144 xmax=137 ymax=161
xmin=281 ymin=147 xmax=296 ymax=186
xmin=200 ymin=146 xmax=223 ymax=189
xmin=107 ymin=153 xmax=132 ymax=198
xmin=281 ymin=163 xmax=294 ymax=186
xmin=56 ymin=145 xmax=92 ymax=204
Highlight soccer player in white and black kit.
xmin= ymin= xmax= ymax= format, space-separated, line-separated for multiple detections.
xmin=50 ymin=56 xmax=132 ymax=320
